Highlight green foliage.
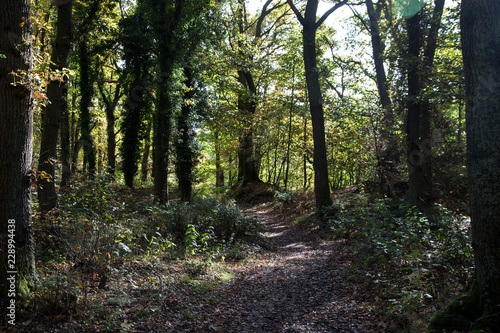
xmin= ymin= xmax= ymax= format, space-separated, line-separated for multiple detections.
xmin=274 ymin=190 xmax=294 ymax=205
xmin=327 ymin=194 xmax=473 ymax=329
xmin=149 ymin=198 xmax=265 ymax=251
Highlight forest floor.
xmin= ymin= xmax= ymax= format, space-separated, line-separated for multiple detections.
xmin=3 ymin=182 xmax=471 ymax=332
xmin=181 ymin=202 xmax=386 ymax=333
xmin=3 ymin=199 xmax=389 ymax=333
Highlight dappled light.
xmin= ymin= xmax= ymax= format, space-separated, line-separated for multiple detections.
xmin=2 ymin=0 xmax=499 ymax=331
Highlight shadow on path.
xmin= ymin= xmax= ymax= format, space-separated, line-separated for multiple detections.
xmin=183 ymin=203 xmax=384 ymax=333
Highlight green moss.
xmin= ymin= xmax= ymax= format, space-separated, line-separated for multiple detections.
xmin=425 ymin=287 xmax=499 ymax=332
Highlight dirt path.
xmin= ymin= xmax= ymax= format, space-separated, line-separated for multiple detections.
xmin=184 ymin=202 xmax=385 ymax=333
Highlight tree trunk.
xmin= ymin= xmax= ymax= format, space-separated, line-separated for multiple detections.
xmin=0 ymin=0 xmax=36 ymax=304
xmin=366 ymin=0 xmax=398 ymax=194
xmin=303 ymin=116 xmax=308 ymax=190
xmin=122 ymin=64 xmax=145 ymax=189
xmin=153 ymin=80 xmax=172 ymax=203
xmin=70 ymin=106 xmax=80 ymax=174
xmin=97 ymin=80 xmax=121 ymax=175
xmin=462 ymin=0 xmax=500 ymax=321
xmin=405 ymin=11 xmax=428 ymax=208
xmin=419 ymin=0 xmax=445 ymax=202
xmin=141 ymin=116 xmax=152 ymax=182
xmin=302 ymin=2 xmax=332 ymax=211
xmin=284 ymin=64 xmax=295 ymax=191
xmin=426 ymin=1 xmax=500 ymax=330
xmin=214 ymin=131 xmax=224 ymax=188
xmin=405 ymin=0 xmax=444 ymax=209
xmin=237 ymin=69 xmax=261 ymax=185
xmin=175 ymin=67 xmax=196 ymax=203
xmin=60 ymin=85 xmax=71 ymax=186
xmin=79 ymin=38 xmax=96 ymax=174
xmin=37 ymin=0 xmax=73 ymax=216
xmin=151 ymin=0 xmax=185 ymax=204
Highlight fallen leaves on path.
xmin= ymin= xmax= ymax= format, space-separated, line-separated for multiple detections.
xmin=180 ymin=202 xmax=386 ymax=333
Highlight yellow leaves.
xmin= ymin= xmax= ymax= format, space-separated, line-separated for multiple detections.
xmin=34 ymin=90 xmax=47 ymax=100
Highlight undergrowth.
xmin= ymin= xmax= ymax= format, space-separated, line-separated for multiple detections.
xmin=326 ymin=192 xmax=473 ymax=332
xmin=28 ymin=175 xmax=266 ymax=331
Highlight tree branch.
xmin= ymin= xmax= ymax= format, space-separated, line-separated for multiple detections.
xmin=255 ymin=0 xmax=275 ymax=37
xmin=349 ymin=3 xmax=370 ymax=33
xmin=316 ymin=0 xmax=348 ymax=29
xmin=286 ymin=0 xmax=305 ymax=26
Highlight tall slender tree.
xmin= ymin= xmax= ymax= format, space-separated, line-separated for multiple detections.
xmin=0 ymin=0 xmax=36 ymax=303
xmin=287 ymin=0 xmax=347 ymax=212
xmin=37 ymin=0 xmax=73 ymax=216
xmin=405 ymin=0 xmax=445 ymax=209
xmin=75 ymin=0 xmax=101 ymax=174
xmin=364 ymin=0 xmax=399 ymax=194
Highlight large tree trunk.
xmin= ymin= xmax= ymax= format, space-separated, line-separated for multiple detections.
xmin=236 ymin=70 xmax=261 ymax=185
xmin=419 ymin=0 xmax=445 ymax=201
xmin=288 ymin=0 xmax=345 ymax=211
xmin=426 ymin=1 xmax=500 ymax=331
xmin=405 ymin=1 xmax=444 ymax=209
xmin=122 ymin=64 xmax=145 ymax=189
xmin=151 ymin=0 xmax=185 ymax=204
xmin=60 ymin=85 xmax=71 ymax=186
xmin=37 ymin=0 xmax=73 ymax=216
xmin=0 ymin=0 xmax=36 ymax=304
xmin=302 ymin=1 xmax=332 ymax=211
xmin=153 ymin=73 xmax=173 ymax=203
xmin=462 ymin=0 xmax=500 ymax=322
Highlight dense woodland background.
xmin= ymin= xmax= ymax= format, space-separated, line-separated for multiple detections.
xmin=32 ymin=0 xmax=465 ymax=208
xmin=1 ymin=0 xmax=499 ymax=332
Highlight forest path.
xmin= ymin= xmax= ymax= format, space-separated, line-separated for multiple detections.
xmin=187 ymin=202 xmax=384 ymax=332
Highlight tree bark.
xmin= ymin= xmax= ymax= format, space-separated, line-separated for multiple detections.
xmin=288 ymin=0 xmax=346 ymax=211
xmin=141 ymin=116 xmax=152 ymax=182
xmin=37 ymin=0 xmax=73 ymax=215
xmin=60 ymin=85 xmax=71 ymax=186
xmin=214 ymin=131 xmax=224 ymax=188
xmin=301 ymin=0 xmax=334 ymax=211
xmin=175 ymin=67 xmax=196 ymax=203
xmin=406 ymin=11 xmax=427 ymax=208
xmin=405 ymin=0 xmax=444 ymax=209
xmin=284 ymin=63 xmax=295 ymax=191
xmin=151 ymin=0 xmax=185 ymax=203
xmin=462 ymin=0 xmax=500 ymax=320
xmin=97 ymin=80 xmax=121 ymax=175
xmin=235 ymin=52 xmax=261 ymax=183
xmin=426 ymin=1 xmax=500 ymax=330
xmin=79 ymin=37 xmax=96 ymax=174
xmin=0 ymin=0 xmax=36 ymax=303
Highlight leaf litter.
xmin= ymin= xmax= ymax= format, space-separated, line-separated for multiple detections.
xmin=3 ymin=202 xmax=387 ymax=332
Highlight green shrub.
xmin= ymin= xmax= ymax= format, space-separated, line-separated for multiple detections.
xmin=147 ymin=198 xmax=265 ymax=254
xmin=327 ymin=195 xmax=473 ymax=330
